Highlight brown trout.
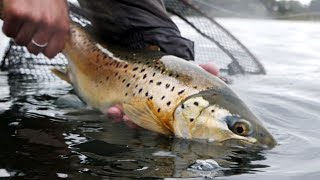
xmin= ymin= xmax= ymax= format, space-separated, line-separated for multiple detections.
xmin=0 ymin=3 xmax=276 ymax=148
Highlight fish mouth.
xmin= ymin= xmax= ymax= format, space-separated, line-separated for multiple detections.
xmin=222 ymin=135 xmax=277 ymax=150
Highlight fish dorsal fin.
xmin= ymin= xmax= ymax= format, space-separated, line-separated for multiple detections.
xmin=123 ymin=101 xmax=172 ymax=135
xmin=51 ymin=68 xmax=71 ymax=84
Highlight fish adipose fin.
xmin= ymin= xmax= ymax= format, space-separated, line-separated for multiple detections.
xmin=51 ymin=68 xmax=71 ymax=84
xmin=123 ymin=101 xmax=171 ymax=135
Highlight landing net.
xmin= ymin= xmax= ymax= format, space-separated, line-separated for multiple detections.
xmin=0 ymin=0 xmax=266 ymax=80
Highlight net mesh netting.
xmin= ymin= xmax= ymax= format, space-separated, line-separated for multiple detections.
xmin=0 ymin=0 xmax=265 ymax=80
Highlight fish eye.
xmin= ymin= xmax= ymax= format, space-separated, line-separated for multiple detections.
xmin=230 ymin=120 xmax=252 ymax=137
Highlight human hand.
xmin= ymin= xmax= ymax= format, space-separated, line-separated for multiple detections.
xmin=2 ymin=0 xmax=70 ymax=58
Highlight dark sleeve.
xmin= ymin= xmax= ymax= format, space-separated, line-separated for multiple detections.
xmin=77 ymin=0 xmax=194 ymax=60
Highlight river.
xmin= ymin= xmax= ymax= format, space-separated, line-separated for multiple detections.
xmin=0 ymin=18 xmax=320 ymax=179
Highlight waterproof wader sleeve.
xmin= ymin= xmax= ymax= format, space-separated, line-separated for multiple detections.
xmin=77 ymin=0 xmax=194 ymax=60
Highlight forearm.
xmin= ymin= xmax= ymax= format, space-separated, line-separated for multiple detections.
xmin=78 ymin=0 xmax=195 ymax=60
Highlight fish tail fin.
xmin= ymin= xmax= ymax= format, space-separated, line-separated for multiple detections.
xmin=51 ymin=68 xmax=72 ymax=84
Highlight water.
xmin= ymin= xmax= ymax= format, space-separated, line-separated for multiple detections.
xmin=0 ymin=18 xmax=320 ymax=179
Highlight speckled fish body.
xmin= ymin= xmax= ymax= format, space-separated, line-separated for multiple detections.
xmin=0 ymin=3 xmax=276 ymax=148
xmin=63 ymin=25 xmax=221 ymax=134
xmin=62 ymin=24 xmax=276 ymax=148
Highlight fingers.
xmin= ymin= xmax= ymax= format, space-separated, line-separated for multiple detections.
xmin=1 ymin=0 xmax=70 ymax=58
xmin=199 ymin=63 xmax=220 ymax=77
xmin=27 ymin=24 xmax=53 ymax=55
xmin=123 ymin=115 xmax=140 ymax=129
xmin=15 ymin=21 xmax=37 ymax=46
xmin=43 ymin=25 xmax=69 ymax=59
xmin=2 ymin=13 xmax=23 ymax=38
xmin=106 ymin=105 xmax=124 ymax=122
xmin=105 ymin=105 xmax=140 ymax=129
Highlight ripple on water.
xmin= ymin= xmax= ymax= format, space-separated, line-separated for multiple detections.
xmin=1 ymin=19 xmax=320 ymax=180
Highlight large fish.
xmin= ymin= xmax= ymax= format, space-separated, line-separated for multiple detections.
xmin=0 ymin=3 xmax=276 ymax=148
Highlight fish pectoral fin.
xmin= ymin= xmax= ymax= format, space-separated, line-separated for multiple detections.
xmin=123 ymin=102 xmax=171 ymax=135
xmin=51 ymin=68 xmax=71 ymax=84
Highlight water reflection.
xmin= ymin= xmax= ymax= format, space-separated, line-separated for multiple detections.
xmin=0 ymin=79 xmax=270 ymax=179
xmin=70 ymin=130 xmax=269 ymax=179
xmin=0 ymin=63 xmax=272 ymax=180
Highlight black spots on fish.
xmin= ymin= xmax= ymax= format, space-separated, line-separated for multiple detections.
xmin=99 ymin=80 xmax=103 ymax=84
xmin=146 ymin=62 xmax=150 ymax=65
xmin=106 ymin=76 xmax=109 ymax=81
xmin=143 ymin=74 xmax=147 ymax=80
xmin=139 ymin=88 xmax=143 ymax=94
xmin=149 ymin=80 xmax=154 ymax=84
xmin=118 ymin=76 xmax=121 ymax=80
xmin=193 ymin=86 xmax=198 ymax=89
xmin=126 ymin=83 xmax=131 ymax=88
xmin=167 ymin=101 xmax=171 ymax=106
xmin=153 ymin=72 xmax=156 ymax=77
xmin=125 ymin=70 xmax=128 ymax=73
xmin=125 ymin=93 xmax=128 ymax=96
xmin=145 ymin=92 xmax=149 ymax=97
xmin=168 ymin=73 xmax=173 ymax=77
xmin=165 ymin=84 xmax=170 ymax=89
xmin=115 ymin=72 xmax=118 ymax=77
xmin=158 ymin=108 xmax=161 ymax=113
xmin=211 ymin=109 xmax=215 ymax=113
xmin=194 ymin=102 xmax=199 ymax=106
xmin=156 ymin=82 xmax=162 ymax=86
xmin=133 ymin=93 xmax=136 ymax=96
xmin=133 ymin=74 xmax=136 ymax=78
xmin=133 ymin=67 xmax=139 ymax=71
xmin=190 ymin=118 xmax=194 ymax=122
xmin=122 ymin=79 xmax=126 ymax=83
xmin=161 ymin=96 xmax=165 ymax=100
xmin=149 ymin=96 xmax=153 ymax=100
xmin=161 ymin=69 xmax=166 ymax=74
xmin=181 ymin=104 xmax=185 ymax=109
xmin=123 ymin=64 xmax=128 ymax=69
xmin=178 ymin=89 xmax=185 ymax=95
xmin=135 ymin=85 xmax=138 ymax=88
xmin=171 ymin=86 xmax=175 ymax=92
xmin=140 ymin=69 xmax=146 ymax=73
xmin=176 ymin=75 xmax=180 ymax=78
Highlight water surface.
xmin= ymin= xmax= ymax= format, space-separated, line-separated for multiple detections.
xmin=0 ymin=19 xmax=320 ymax=179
